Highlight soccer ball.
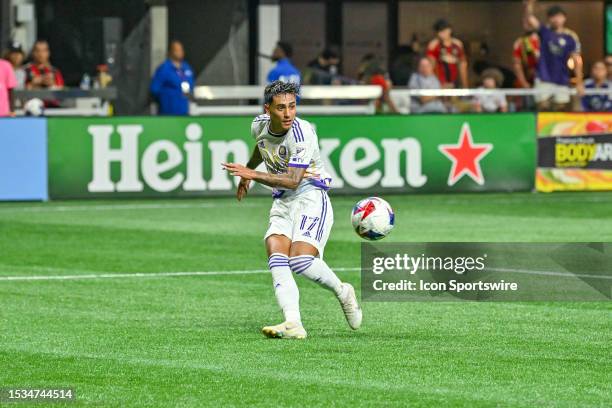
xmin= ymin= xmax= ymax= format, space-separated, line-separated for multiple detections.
xmin=351 ymin=197 xmax=395 ymax=240
xmin=24 ymin=98 xmax=45 ymax=116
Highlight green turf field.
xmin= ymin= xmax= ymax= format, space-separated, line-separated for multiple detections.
xmin=1 ymin=192 xmax=611 ymax=407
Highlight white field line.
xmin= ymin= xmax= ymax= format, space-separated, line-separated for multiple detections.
xmin=0 ymin=267 xmax=361 ymax=282
xmin=0 ymin=202 xmax=265 ymax=213
xmin=0 ymin=266 xmax=610 ymax=282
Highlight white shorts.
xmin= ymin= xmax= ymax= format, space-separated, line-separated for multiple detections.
xmin=534 ymin=79 xmax=571 ymax=104
xmin=264 ymin=189 xmax=334 ymax=258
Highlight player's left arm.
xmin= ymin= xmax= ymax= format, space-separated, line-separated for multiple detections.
xmin=223 ymin=163 xmax=306 ymax=190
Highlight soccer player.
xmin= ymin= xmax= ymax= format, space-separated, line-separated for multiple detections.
xmin=222 ymin=81 xmax=362 ymax=339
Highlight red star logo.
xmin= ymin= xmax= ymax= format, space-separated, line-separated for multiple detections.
xmin=438 ymin=123 xmax=493 ymax=186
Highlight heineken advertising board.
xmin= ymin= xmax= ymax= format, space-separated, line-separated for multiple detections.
xmin=47 ymin=114 xmax=535 ymax=198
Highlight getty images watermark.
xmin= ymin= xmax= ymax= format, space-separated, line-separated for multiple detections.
xmin=361 ymin=243 xmax=612 ymax=301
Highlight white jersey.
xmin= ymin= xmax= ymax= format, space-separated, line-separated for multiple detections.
xmin=251 ymin=114 xmax=331 ymax=198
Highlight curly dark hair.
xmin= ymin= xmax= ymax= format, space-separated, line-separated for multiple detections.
xmin=264 ymin=80 xmax=300 ymax=105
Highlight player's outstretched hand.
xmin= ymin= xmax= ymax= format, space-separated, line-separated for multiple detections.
xmin=237 ymin=178 xmax=250 ymax=201
xmin=222 ymin=162 xmax=256 ymax=179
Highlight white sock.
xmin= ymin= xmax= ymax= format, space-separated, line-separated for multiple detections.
xmin=289 ymin=255 xmax=343 ymax=296
xmin=268 ymin=253 xmax=301 ymax=323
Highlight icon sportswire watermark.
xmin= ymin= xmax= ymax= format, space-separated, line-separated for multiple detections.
xmin=361 ymin=243 xmax=612 ymax=301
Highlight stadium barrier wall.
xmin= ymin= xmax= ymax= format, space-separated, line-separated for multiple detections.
xmin=536 ymin=112 xmax=612 ymax=192
xmin=45 ymin=114 xmax=536 ymax=199
xmin=0 ymin=118 xmax=48 ymax=201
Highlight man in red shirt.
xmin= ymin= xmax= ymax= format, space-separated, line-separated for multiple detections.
xmin=24 ymin=40 xmax=64 ymax=90
xmin=357 ymin=54 xmax=399 ymax=113
xmin=512 ymin=30 xmax=540 ymax=88
xmin=426 ymin=19 xmax=468 ymax=88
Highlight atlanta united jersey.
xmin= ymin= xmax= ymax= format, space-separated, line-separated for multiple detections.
xmin=251 ymin=114 xmax=331 ymax=197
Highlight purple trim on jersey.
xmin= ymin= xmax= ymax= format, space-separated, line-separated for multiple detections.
xmin=292 ymin=121 xmax=304 ymax=142
xmin=316 ymin=191 xmax=328 ymax=241
xmin=300 ymin=216 xmax=307 ymax=230
xmin=288 ymin=163 xmax=309 ymax=168
xmin=309 ymin=177 xmax=332 ymax=191
xmin=272 ymin=189 xmax=285 ymax=199
xmin=295 ymin=120 xmax=304 ymax=142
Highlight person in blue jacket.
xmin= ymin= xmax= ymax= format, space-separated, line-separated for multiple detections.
xmin=267 ymin=42 xmax=301 ymax=84
xmin=150 ymin=40 xmax=195 ymax=115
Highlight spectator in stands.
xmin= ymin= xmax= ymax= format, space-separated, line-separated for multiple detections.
xmin=303 ymin=47 xmax=340 ymax=85
xmin=3 ymin=41 xmax=26 ymax=89
xmin=408 ymin=56 xmax=446 ymax=114
xmin=582 ymin=61 xmax=612 ymax=112
xmin=511 ymin=27 xmax=540 ymax=111
xmin=390 ymin=40 xmax=420 ymax=88
xmin=605 ymin=55 xmax=612 ymax=81
xmin=473 ymin=68 xmax=508 ymax=113
xmin=524 ymin=1 xmax=583 ymax=111
xmin=0 ymin=56 xmax=17 ymax=117
xmin=512 ymin=29 xmax=540 ymax=89
xmin=357 ymin=54 xmax=399 ymax=114
xmin=150 ymin=40 xmax=195 ymax=116
xmin=24 ymin=40 xmax=64 ymax=91
xmin=426 ymin=19 xmax=468 ymax=88
xmin=473 ymin=42 xmax=516 ymax=88
xmin=267 ymin=41 xmax=300 ymax=84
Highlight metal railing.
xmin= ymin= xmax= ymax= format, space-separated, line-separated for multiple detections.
xmin=10 ymin=85 xmax=611 ymax=116
xmin=13 ymin=88 xmax=117 ymax=116
xmin=191 ymin=85 xmax=383 ymax=115
xmin=390 ymin=88 xmax=612 ymax=97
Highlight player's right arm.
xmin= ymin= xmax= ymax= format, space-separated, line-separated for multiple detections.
xmin=224 ymin=162 xmax=307 ymax=191
xmin=236 ymin=145 xmax=264 ymax=201
xmin=523 ymin=0 xmax=540 ymax=30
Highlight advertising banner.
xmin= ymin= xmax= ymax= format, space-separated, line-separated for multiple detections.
xmin=0 ymin=118 xmax=48 ymax=201
xmin=47 ymin=114 xmax=535 ymax=198
xmin=536 ymin=113 xmax=612 ymax=192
